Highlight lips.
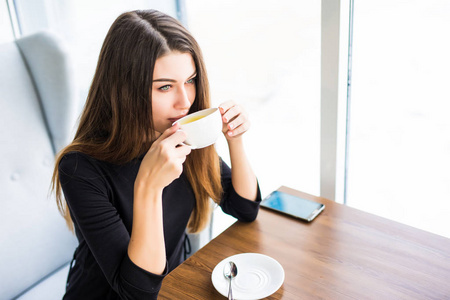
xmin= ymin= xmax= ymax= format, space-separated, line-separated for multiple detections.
xmin=169 ymin=115 xmax=187 ymax=123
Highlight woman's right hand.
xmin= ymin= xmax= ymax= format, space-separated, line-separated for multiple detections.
xmin=130 ymin=124 xmax=190 ymax=274
xmin=135 ymin=123 xmax=191 ymax=195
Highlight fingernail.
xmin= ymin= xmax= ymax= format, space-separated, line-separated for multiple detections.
xmin=229 ymin=124 xmax=234 ymax=129
xmin=228 ymin=131 xmax=233 ymax=136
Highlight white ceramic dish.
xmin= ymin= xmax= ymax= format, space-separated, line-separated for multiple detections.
xmin=211 ymin=253 xmax=285 ymax=300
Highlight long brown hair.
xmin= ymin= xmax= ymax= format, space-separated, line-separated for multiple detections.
xmin=52 ymin=10 xmax=222 ymax=233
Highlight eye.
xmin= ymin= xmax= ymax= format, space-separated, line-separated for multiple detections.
xmin=186 ymin=77 xmax=196 ymax=84
xmin=159 ymin=85 xmax=171 ymax=91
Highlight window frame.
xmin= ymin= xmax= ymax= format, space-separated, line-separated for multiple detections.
xmin=320 ymin=0 xmax=352 ymax=203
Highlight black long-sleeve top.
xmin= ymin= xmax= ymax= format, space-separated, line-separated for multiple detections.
xmin=58 ymin=151 xmax=261 ymax=299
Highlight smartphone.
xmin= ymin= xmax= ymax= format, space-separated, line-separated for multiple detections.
xmin=261 ymin=190 xmax=325 ymax=222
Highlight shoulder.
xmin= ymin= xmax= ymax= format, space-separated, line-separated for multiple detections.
xmin=58 ymin=151 xmax=103 ymax=178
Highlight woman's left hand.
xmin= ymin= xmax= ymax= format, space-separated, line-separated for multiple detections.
xmin=219 ymin=100 xmax=250 ymax=141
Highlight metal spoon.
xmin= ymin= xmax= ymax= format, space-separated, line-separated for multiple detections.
xmin=223 ymin=261 xmax=238 ymax=300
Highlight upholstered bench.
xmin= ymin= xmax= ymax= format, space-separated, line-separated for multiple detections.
xmin=0 ymin=31 xmax=78 ymax=299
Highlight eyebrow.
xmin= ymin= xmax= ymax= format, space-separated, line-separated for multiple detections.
xmin=152 ymin=71 xmax=197 ymax=83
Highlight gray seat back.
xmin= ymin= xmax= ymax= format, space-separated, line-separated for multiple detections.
xmin=0 ymin=31 xmax=78 ymax=300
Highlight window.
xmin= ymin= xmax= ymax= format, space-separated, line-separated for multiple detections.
xmin=185 ymin=0 xmax=321 ymax=236
xmin=347 ymin=1 xmax=450 ymax=238
xmin=0 ymin=1 xmax=15 ymax=43
xmin=10 ymin=0 xmax=178 ymax=108
xmin=186 ymin=0 xmax=321 ymax=197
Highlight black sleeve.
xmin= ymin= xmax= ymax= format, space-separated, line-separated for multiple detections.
xmin=59 ymin=152 xmax=167 ymax=299
xmin=219 ymin=159 xmax=261 ymax=222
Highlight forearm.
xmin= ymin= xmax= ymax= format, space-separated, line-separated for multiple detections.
xmin=126 ymin=125 xmax=190 ymax=275
xmin=128 ymin=187 xmax=166 ymax=275
xmin=228 ymin=137 xmax=258 ymax=201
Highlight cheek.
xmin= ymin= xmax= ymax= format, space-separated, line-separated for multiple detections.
xmin=151 ymin=91 xmax=170 ymax=111
xmin=188 ymin=85 xmax=197 ymax=104
xmin=151 ymin=94 xmax=167 ymax=121
xmin=151 ymin=100 xmax=170 ymax=132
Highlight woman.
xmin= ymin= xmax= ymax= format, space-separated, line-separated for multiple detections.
xmin=52 ymin=9 xmax=260 ymax=300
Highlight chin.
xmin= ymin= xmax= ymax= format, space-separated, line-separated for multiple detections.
xmin=155 ymin=123 xmax=171 ymax=134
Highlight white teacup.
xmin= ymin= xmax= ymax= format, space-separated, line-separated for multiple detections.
xmin=173 ymin=108 xmax=222 ymax=149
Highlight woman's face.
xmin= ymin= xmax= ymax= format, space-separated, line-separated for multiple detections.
xmin=151 ymin=51 xmax=197 ymax=135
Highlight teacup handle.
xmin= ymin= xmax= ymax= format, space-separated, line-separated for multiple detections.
xmin=177 ymin=142 xmax=191 ymax=148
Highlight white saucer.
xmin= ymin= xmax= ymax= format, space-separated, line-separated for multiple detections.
xmin=211 ymin=253 xmax=285 ymax=300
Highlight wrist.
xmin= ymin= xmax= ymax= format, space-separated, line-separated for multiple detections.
xmin=134 ymin=180 xmax=163 ymax=203
xmin=226 ymin=135 xmax=244 ymax=147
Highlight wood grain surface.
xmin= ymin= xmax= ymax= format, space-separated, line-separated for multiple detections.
xmin=158 ymin=186 xmax=450 ymax=299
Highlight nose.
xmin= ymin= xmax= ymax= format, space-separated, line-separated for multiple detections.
xmin=175 ymin=86 xmax=192 ymax=109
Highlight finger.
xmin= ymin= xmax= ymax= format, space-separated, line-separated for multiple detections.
xmin=175 ymin=144 xmax=192 ymax=157
xmin=157 ymin=123 xmax=181 ymax=142
xmin=227 ymin=120 xmax=250 ymax=137
xmin=222 ymin=105 xmax=242 ymax=124
xmin=178 ymin=155 xmax=188 ymax=165
xmin=165 ymin=129 xmax=188 ymax=146
xmin=218 ymin=100 xmax=235 ymax=115
xmin=226 ymin=114 xmax=246 ymax=131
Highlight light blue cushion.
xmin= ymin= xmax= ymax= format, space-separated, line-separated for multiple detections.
xmin=16 ymin=264 xmax=70 ymax=300
xmin=0 ymin=32 xmax=77 ymax=300
xmin=16 ymin=31 xmax=78 ymax=153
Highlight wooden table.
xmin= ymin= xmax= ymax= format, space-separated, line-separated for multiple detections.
xmin=159 ymin=186 xmax=450 ymax=299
